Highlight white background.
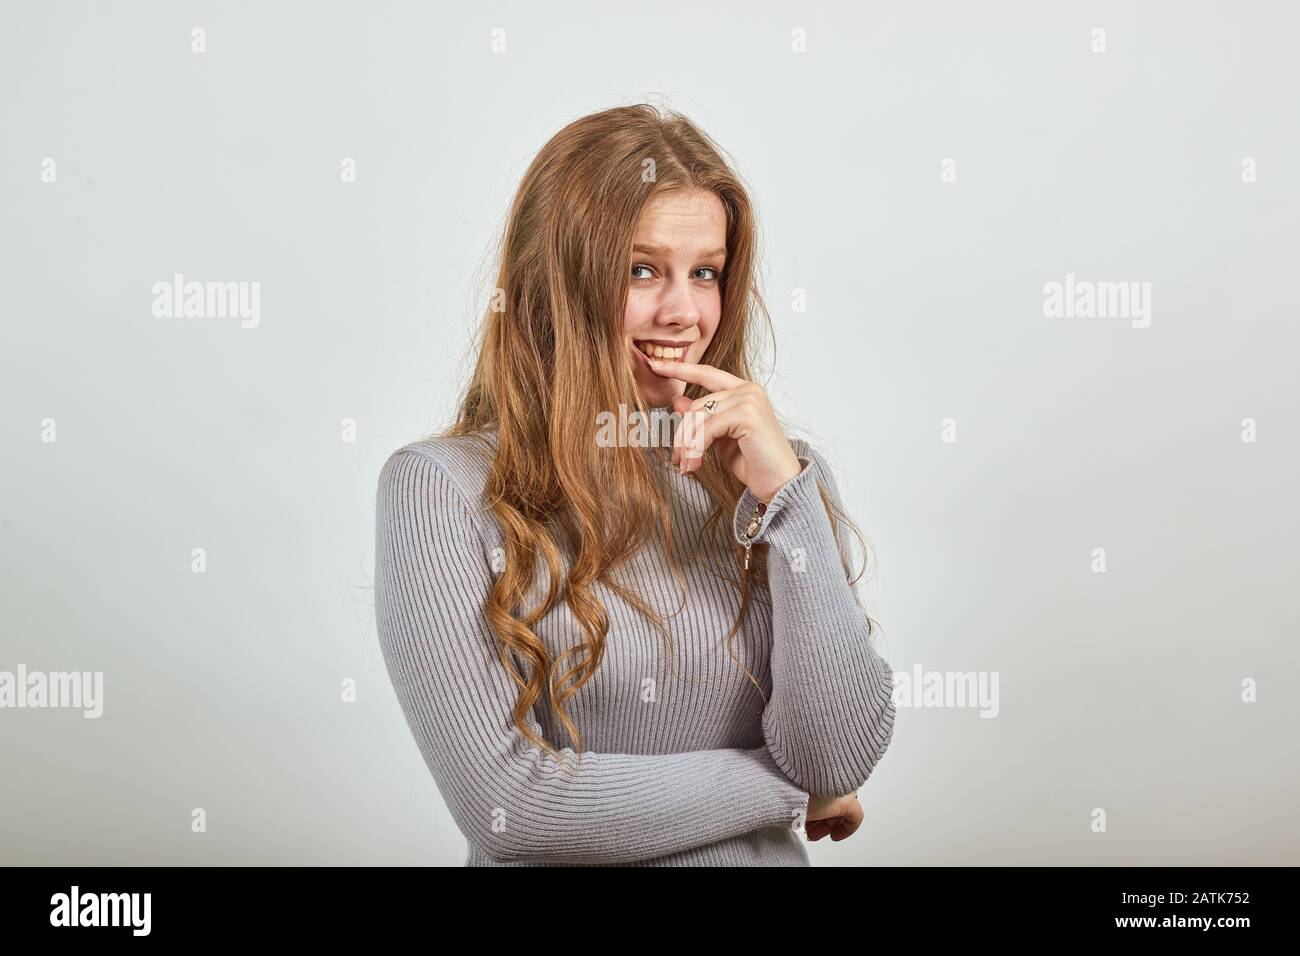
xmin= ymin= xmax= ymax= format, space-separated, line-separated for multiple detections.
xmin=2 ymin=1 xmax=1296 ymax=864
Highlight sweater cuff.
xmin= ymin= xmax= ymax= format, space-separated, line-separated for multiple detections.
xmin=732 ymin=455 xmax=817 ymax=549
xmin=748 ymin=746 xmax=811 ymax=833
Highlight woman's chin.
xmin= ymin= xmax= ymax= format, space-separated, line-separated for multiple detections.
xmin=636 ymin=386 xmax=681 ymax=409
xmin=629 ymin=370 xmax=678 ymax=407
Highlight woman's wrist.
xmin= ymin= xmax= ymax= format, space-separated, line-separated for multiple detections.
xmin=750 ymin=454 xmax=805 ymax=504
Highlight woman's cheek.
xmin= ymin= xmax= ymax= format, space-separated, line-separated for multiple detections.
xmin=623 ymin=294 xmax=652 ymax=330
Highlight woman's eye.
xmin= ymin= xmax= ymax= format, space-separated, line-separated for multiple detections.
xmin=630 ymin=264 xmax=723 ymax=282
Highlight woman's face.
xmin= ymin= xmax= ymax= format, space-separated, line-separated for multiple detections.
xmin=623 ymin=188 xmax=727 ymax=408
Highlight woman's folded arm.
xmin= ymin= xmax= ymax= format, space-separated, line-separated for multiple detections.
xmin=732 ymin=441 xmax=896 ymax=798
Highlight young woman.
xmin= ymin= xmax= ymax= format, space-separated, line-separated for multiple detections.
xmin=374 ymin=104 xmax=896 ymax=866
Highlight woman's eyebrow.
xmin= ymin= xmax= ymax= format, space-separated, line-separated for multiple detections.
xmin=632 ymin=242 xmax=727 ymax=259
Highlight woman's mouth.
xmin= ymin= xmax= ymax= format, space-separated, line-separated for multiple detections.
xmin=631 ymin=340 xmax=688 ymax=362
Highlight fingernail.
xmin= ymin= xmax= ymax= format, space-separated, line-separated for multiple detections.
xmin=648 ymin=358 xmax=662 ymax=367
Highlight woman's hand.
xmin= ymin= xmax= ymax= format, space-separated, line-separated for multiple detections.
xmin=805 ymin=792 xmax=864 ymax=842
xmin=649 ymin=357 xmax=803 ymax=503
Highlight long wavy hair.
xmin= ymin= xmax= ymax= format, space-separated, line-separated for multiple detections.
xmin=436 ymin=103 xmax=879 ymax=765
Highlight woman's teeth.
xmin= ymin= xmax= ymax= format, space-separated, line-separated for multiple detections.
xmin=636 ymin=342 xmax=685 ymax=360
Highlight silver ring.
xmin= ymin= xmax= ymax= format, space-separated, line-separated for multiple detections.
xmin=703 ymin=399 xmax=717 ymax=417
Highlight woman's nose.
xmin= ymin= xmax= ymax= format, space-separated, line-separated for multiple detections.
xmin=658 ymin=277 xmax=701 ymax=327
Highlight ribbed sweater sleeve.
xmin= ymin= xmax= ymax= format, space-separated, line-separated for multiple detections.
xmin=375 ymin=447 xmax=812 ymax=864
xmin=732 ymin=443 xmax=897 ymax=798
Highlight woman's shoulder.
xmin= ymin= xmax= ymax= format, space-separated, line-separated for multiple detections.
xmin=378 ymin=431 xmax=498 ymax=515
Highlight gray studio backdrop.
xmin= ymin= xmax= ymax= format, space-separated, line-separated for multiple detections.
xmin=2 ymin=1 xmax=1296 ymax=865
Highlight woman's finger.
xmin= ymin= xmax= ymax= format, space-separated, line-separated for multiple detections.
xmin=805 ymin=819 xmax=830 ymax=841
xmin=675 ymin=404 xmax=740 ymax=474
xmin=647 ymin=358 xmax=746 ymax=394
xmin=680 ymin=398 xmax=760 ymax=475
xmin=672 ymin=389 xmax=742 ymax=470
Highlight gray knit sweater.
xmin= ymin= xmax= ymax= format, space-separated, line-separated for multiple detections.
xmin=373 ymin=430 xmax=895 ymax=866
